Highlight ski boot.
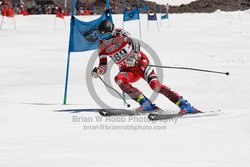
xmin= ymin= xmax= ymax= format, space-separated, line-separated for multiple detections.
xmin=136 ymin=95 xmax=160 ymax=112
xmin=176 ymin=97 xmax=199 ymax=113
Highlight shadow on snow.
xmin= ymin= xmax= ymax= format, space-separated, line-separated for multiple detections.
xmin=54 ymin=108 xmax=102 ymax=113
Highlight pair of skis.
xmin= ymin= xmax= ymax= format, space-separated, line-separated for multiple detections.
xmin=99 ymin=109 xmax=220 ymax=121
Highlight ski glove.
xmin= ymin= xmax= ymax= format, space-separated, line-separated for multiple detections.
xmin=91 ymin=67 xmax=101 ymax=78
xmin=130 ymin=38 xmax=140 ymax=53
xmin=125 ymin=53 xmax=138 ymax=67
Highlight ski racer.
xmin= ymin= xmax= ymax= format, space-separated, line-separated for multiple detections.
xmin=91 ymin=19 xmax=198 ymax=113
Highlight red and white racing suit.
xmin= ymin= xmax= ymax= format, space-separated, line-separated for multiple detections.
xmin=96 ymin=29 xmax=180 ymax=104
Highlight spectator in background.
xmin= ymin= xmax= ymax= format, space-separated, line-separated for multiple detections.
xmin=84 ymin=7 xmax=90 ymax=15
xmin=12 ymin=0 xmax=16 ymax=7
xmin=55 ymin=6 xmax=64 ymax=18
xmin=165 ymin=3 xmax=170 ymax=13
xmin=79 ymin=6 xmax=84 ymax=15
xmin=75 ymin=0 xmax=81 ymax=11
xmin=58 ymin=7 xmax=62 ymax=13
xmin=1 ymin=5 xmax=7 ymax=16
xmin=26 ymin=0 xmax=34 ymax=14
xmin=11 ymin=0 xmax=20 ymax=14
xmin=18 ymin=1 xmax=28 ymax=15
xmin=113 ymin=3 xmax=118 ymax=14
xmin=54 ymin=5 xmax=58 ymax=14
xmin=37 ymin=5 xmax=42 ymax=14
xmin=7 ymin=6 xmax=14 ymax=17
xmin=0 ymin=0 xmax=7 ymax=12
xmin=40 ymin=1 xmax=46 ymax=14
xmin=0 ymin=2 xmax=14 ymax=17
xmin=46 ymin=6 xmax=52 ymax=14
xmin=19 ymin=1 xmax=25 ymax=13
xmin=0 ymin=0 xmax=6 ymax=6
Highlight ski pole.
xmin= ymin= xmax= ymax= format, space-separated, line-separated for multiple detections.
xmin=143 ymin=64 xmax=230 ymax=76
xmin=98 ymin=77 xmax=131 ymax=108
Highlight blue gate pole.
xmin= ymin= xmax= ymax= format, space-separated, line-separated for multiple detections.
xmin=63 ymin=51 xmax=71 ymax=104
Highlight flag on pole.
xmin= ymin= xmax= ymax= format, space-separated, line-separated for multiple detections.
xmin=63 ymin=0 xmax=113 ymax=104
xmin=68 ymin=0 xmax=112 ymax=52
xmin=161 ymin=3 xmax=169 ymax=20
xmin=122 ymin=0 xmax=141 ymax=39
xmin=148 ymin=2 xmax=157 ymax=21
xmin=148 ymin=13 xmax=157 ymax=20
xmin=68 ymin=13 xmax=108 ymax=52
xmin=123 ymin=8 xmax=140 ymax=21
xmin=123 ymin=0 xmax=140 ymax=22
xmin=147 ymin=3 xmax=159 ymax=31
xmin=161 ymin=13 xmax=168 ymax=20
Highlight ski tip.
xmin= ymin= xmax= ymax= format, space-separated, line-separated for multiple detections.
xmin=148 ymin=114 xmax=157 ymax=121
xmin=198 ymin=109 xmax=221 ymax=113
xmin=99 ymin=110 xmax=109 ymax=116
xmin=197 ymin=110 xmax=203 ymax=113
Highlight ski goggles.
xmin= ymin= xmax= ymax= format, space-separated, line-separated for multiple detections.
xmin=98 ymin=32 xmax=112 ymax=40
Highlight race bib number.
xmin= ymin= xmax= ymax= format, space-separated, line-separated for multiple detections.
xmin=110 ymin=44 xmax=132 ymax=63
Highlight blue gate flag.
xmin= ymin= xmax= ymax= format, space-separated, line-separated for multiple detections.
xmin=161 ymin=13 xmax=168 ymax=19
xmin=148 ymin=13 xmax=157 ymax=20
xmin=68 ymin=13 xmax=108 ymax=52
xmin=123 ymin=8 xmax=140 ymax=21
xmin=64 ymin=0 xmax=113 ymax=105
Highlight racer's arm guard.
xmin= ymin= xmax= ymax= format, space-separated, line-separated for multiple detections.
xmin=115 ymin=29 xmax=140 ymax=53
xmin=97 ymin=53 xmax=107 ymax=76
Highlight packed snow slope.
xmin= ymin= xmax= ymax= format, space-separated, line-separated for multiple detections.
xmin=0 ymin=11 xmax=250 ymax=167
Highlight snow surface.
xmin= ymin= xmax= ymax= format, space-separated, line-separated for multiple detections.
xmin=1 ymin=11 xmax=250 ymax=167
